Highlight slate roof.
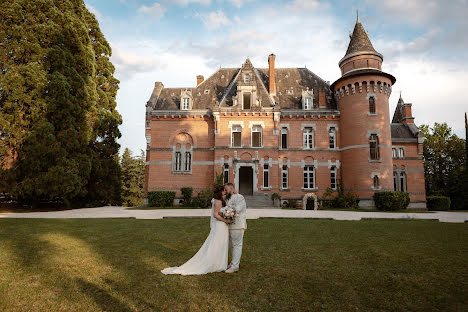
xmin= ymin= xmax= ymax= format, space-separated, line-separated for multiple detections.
xmin=391 ymin=123 xmax=416 ymax=139
xmin=345 ymin=19 xmax=378 ymax=57
xmin=148 ymin=59 xmax=336 ymax=110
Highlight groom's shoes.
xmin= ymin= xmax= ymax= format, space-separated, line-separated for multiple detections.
xmin=225 ymin=267 xmax=239 ymax=274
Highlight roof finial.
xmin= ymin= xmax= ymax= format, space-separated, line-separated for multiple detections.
xmin=356 ymin=8 xmax=360 ymax=23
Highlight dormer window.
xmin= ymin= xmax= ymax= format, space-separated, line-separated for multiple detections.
xmin=302 ymin=89 xmax=314 ymax=110
xmin=182 ymin=98 xmax=190 ymax=110
xmin=304 ymin=98 xmax=312 ymax=110
xmin=244 ymin=74 xmax=250 ymax=83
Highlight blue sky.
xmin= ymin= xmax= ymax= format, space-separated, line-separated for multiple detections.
xmin=85 ymin=0 xmax=468 ymax=155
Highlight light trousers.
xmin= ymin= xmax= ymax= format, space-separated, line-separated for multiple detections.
xmin=229 ymin=229 xmax=245 ymax=269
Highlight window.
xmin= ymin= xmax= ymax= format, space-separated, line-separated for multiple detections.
xmin=184 ymin=151 xmax=192 ymax=171
xmin=373 ymin=175 xmax=379 ymax=188
xmin=244 ymin=74 xmax=250 ymax=83
xmin=399 ymin=148 xmax=404 ymax=158
xmin=303 ymin=166 xmax=315 ymax=189
xmin=281 ymin=127 xmax=288 ymax=149
xmin=330 ymin=166 xmax=337 ymax=190
xmin=223 ymin=164 xmax=229 ymax=184
xmin=243 ymin=93 xmax=251 ymax=109
xmin=263 ymin=164 xmax=269 ymax=188
xmin=329 ymin=127 xmax=336 ymax=149
xmin=303 ymin=127 xmax=314 ymax=149
xmin=392 ymin=148 xmax=398 ymax=158
xmin=393 ymin=171 xmax=398 ymax=191
xmin=252 ymin=125 xmax=262 ymax=147
xmin=175 ymin=152 xmax=182 ymax=171
xmin=282 ymin=165 xmax=288 ymax=189
xmin=182 ymin=98 xmax=190 ymax=110
xmin=369 ymin=134 xmax=379 ymax=160
xmin=369 ymin=96 xmax=376 ymax=114
xmin=231 ymin=125 xmax=242 ymax=147
xmin=400 ymin=172 xmax=406 ymax=192
xmin=304 ymin=97 xmax=312 ymax=110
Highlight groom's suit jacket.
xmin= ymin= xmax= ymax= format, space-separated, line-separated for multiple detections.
xmin=227 ymin=193 xmax=247 ymax=230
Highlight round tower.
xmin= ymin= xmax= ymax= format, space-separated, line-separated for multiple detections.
xmin=331 ymin=16 xmax=396 ymax=207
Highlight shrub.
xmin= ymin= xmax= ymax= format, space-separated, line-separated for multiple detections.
xmin=180 ymin=187 xmax=193 ymax=205
xmin=147 ymin=191 xmax=175 ymax=207
xmin=192 ymin=189 xmax=213 ymax=208
xmin=320 ymin=187 xmax=359 ymax=209
xmin=282 ymin=199 xmax=297 ymax=209
xmin=373 ymin=191 xmax=410 ymax=211
xmin=426 ymin=196 xmax=451 ymax=211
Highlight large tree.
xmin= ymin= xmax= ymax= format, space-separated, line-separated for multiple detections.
xmin=0 ymin=0 xmax=122 ymax=206
xmin=420 ymin=122 xmax=467 ymax=209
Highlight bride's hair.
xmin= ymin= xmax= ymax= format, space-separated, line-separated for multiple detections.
xmin=213 ymin=185 xmax=226 ymax=207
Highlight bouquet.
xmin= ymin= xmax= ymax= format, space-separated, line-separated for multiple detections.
xmin=220 ymin=205 xmax=238 ymax=223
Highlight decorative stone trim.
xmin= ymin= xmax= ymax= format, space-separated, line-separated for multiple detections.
xmin=228 ymin=121 xmax=245 ymax=128
xmin=302 ymin=193 xmax=318 ymax=210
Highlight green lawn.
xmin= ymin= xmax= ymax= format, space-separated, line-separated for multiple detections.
xmin=0 ymin=219 xmax=466 ymax=312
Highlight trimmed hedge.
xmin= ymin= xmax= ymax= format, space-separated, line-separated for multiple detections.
xmin=426 ymin=196 xmax=451 ymax=211
xmin=147 ymin=191 xmax=176 ymax=207
xmin=180 ymin=187 xmax=193 ymax=205
xmin=191 ymin=189 xmax=213 ymax=208
xmin=373 ymin=191 xmax=410 ymax=211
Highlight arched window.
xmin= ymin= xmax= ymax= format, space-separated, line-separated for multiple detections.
xmin=223 ymin=163 xmax=229 ymax=184
xmin=175 ymin=152 xmax=182 ymax=171
xmin=281 ymin=127 xmax=288 ymax=149
xmin=184 ymin=151 xmax=192 ymax=171
xmin=393 ymin=171 xmax=398 ymax=191
xmin=400 ymin=172 xmax=406 ymax=192
xmin=369 ymin=134 xmax=379 ymax=160
xmin=369 ymin=96 xmax=376 ymax=114
xmin=373 ymin=175 xmax=379 ymax=188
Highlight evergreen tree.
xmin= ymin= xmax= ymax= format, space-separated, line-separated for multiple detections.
xmin=0 ymin=0 xmax=122 ymax=206
xmin=120 ymin=149 xmax=145 ymax=207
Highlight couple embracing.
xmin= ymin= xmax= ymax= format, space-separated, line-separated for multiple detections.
xmin=161 ymin=183 xmax=247 ymax=275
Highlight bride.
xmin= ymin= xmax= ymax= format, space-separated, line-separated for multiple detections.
xmin=161 ymin=185 xmax=231 ymax=275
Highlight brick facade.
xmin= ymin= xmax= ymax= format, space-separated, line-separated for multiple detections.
xmin=144 ymin=18 xmax=426 ymax=209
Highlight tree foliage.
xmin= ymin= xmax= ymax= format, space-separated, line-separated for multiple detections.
xmin=420 ymin=122 xmax=467 ymax=210
xmin=0 ymin=0 xmax=122 ymax=206
xmin=120 ymin=149 xmax=145 ymax=207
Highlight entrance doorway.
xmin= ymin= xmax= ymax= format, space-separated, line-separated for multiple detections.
xmin=306 ymin=198 xmax=314 ymax=210
xmin=239 ymin=166 xmax=253 ymax=195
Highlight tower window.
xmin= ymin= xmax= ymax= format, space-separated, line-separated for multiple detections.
xmin=231 ymin=125 xmax=242 ymax=147
xmin=281 ymin=127 xmax=288 ymax=149
xmin=303 ymin=166 xmax=315 ymax=189
xmin=175 ymin=152 xmax=182 ymax=171
xmin=400 ymin=172 xmax=406 ymax=192
xmin=251 ymin=125 xmax=262 ymax=147
xmin=369 ymin=134 xmax=379 ymax=160
xmin=369 ymin=96 xmax=376 ymax=114
xmin=282 ymin=165 xmax=288 ymax=189
xmin=303 ymin=127 xmax=314 ymax=149
xmin=373 ymin=175 xmax=379 ymax=188
xmin=329 ymin=127 xmax=336 ymax=149
xmin=223 ymin=163 xmax=229 ymax=184
xmin=243 ymin=93 xmax=251 ymax=109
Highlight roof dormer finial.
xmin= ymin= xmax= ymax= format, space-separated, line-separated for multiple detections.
xmin=356 ymin=8 xmax=360 ymax=23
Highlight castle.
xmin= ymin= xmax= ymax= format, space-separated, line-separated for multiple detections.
xmin=144 ymin=17 xmax=426 ymax=209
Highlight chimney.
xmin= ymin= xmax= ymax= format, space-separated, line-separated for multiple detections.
xmin=268 ymin=54 xmax=276 ymax=96
xmin=402 ymin=103 xmax=414 ymax=124
xmin=319 ymin=91 xmax=326 ymax=108
xmin=197 ymin=75 xmax=204 ymax=86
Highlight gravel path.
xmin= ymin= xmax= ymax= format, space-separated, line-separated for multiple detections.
xmin=1 ymin=207 xmax=467 ymax=223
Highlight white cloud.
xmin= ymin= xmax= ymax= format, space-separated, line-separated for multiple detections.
xmin=85 ymin=3 xmax=102 ymax=20
xmin=198 ymin=10 xmax=231 ymax=29
xmin=138 ymin=2 xmax=166 ymax=20
xmin=166 ymin=0 xmax=211 ymax=6
xmin=286 ymin=0 xmax=329 ymax=11
xmin=111 ymin=44 xmax=163 ymax=79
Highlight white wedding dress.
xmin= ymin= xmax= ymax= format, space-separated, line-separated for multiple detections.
xmin=161 ymin=199 xmax=229 ymax=275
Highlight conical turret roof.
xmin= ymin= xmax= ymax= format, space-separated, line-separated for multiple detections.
xmin=345 ymin=19 xmax=378 ymax=56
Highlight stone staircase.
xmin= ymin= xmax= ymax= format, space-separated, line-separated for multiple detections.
xmin=243 ymin=193 xmax=280 ymax=209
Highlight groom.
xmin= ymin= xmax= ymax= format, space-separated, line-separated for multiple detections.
xmin=223 ymin=182 xmax=247 ymax=274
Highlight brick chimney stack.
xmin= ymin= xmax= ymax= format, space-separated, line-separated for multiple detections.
xmin=268 ymin=54 xmax=276 ymax=96
xmin=197 ymin=75 xmax=204 ymax=86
